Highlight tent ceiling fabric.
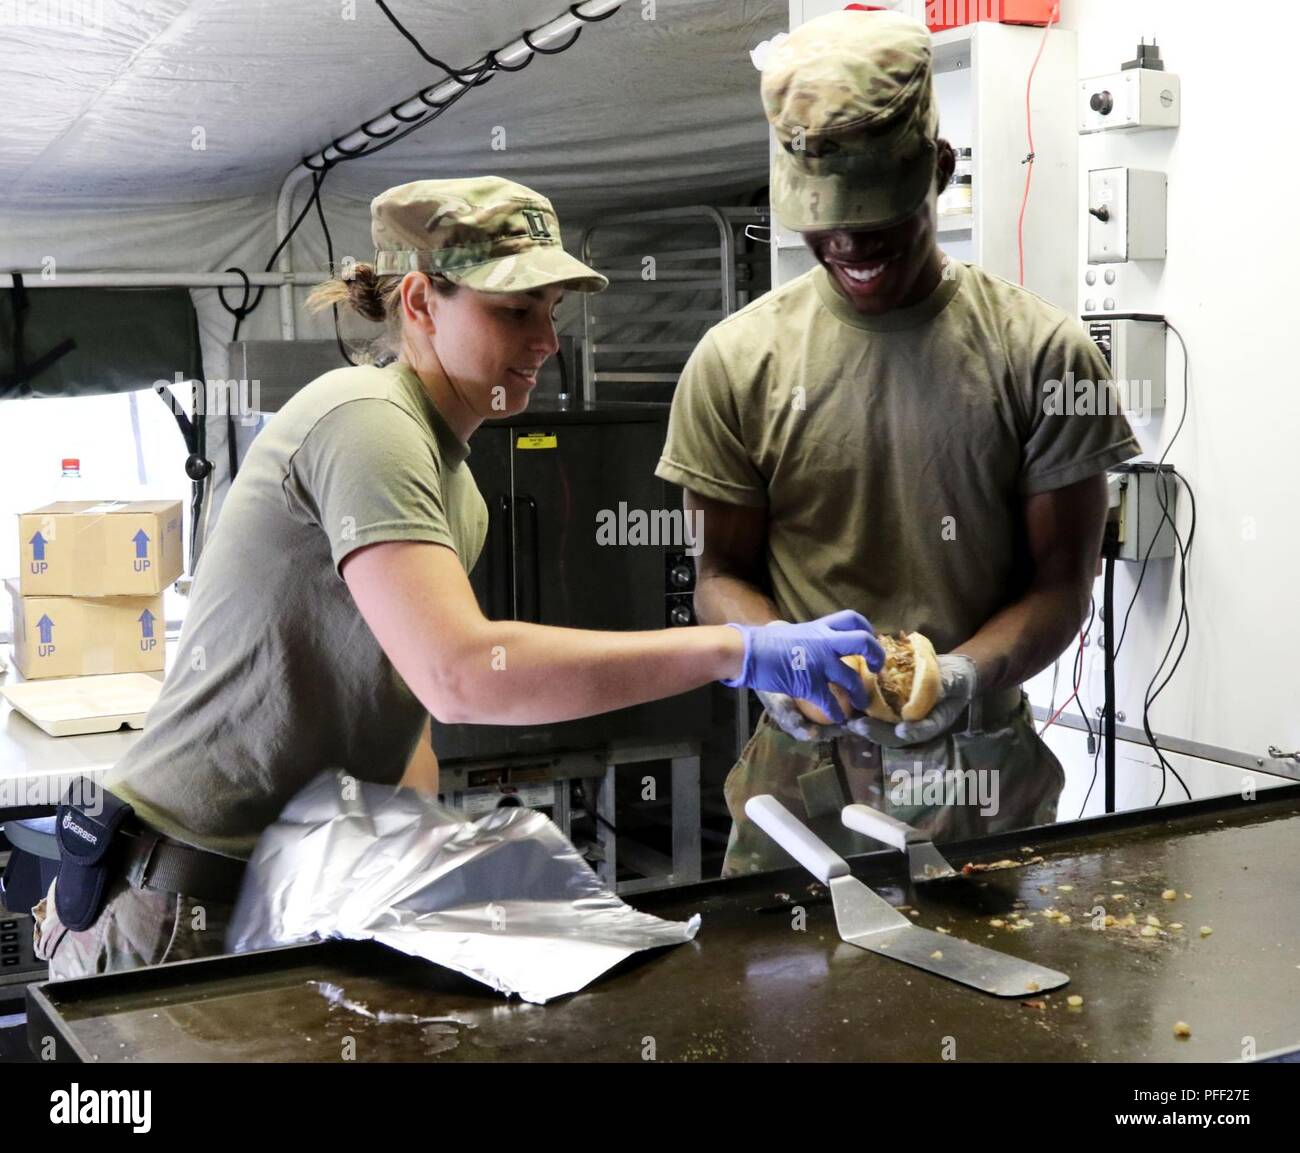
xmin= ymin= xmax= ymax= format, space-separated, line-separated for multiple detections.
xmin=2 ymin=0 xmax=784 ymax=220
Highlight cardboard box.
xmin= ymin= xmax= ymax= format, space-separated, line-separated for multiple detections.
xmin=18 ymin=500 xmax=183 ymax=596
xmin=6 ymin=578 xmax=165 ymax=680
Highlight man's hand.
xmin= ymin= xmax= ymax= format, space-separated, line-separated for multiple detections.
xmin=844 ymin=713 xmax=915 ymax=748
xmin=891 ymin=653 xmax=979 ymax=746
xmin=757 ymin=690 xmax=846 ymax=742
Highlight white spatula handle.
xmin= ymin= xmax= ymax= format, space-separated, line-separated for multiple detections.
xmin=841 ymin=803 xmax=920 ymax=849
xmin=745 ymin=795 xmax=849 ymax=884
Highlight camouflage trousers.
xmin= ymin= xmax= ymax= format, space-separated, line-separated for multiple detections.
xmin=32 ymin=876 xmax=233 ymax=981
xmin=722 ymin=691 xmax=1064 ymax=877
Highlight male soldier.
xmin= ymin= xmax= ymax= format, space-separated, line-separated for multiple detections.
xmin=656 ymin=9 xmax=1140 ymax=875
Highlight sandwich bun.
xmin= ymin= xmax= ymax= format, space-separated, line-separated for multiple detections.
xmin=792 ymin=632 xmax=942 ymax=727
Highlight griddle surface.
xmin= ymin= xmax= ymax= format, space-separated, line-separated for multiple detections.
xmin=30 ymin=791 xmax=1300 ymax=1062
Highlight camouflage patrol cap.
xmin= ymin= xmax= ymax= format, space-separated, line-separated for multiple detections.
xmin=371 ymin=176 xmax=608 ymax=293
xmin=761 ymin=9 xmax=940 ymax=232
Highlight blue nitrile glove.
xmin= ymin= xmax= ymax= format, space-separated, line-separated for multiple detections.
xmin=756 ymin=620 xmax=852 ymax=742
xmin=722 ymin=611 xmax=885 ymax=725
xmin=846 ymin=653 xmax=979 ymax=747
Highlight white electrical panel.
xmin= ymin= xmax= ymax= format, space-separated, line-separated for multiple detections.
xmin=1087 ymin=168 xmax=1167 ymax=264
xmin=1079 ymin=69 xmax=1180 ymax=134
xmin=1083 ymin=314 xmax=1167 ymax=413
xmin=1109 ymin=465 xmax=1179 ymax=562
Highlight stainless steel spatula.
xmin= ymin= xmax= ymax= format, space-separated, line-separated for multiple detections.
xmin=841 ymin=803 xmax=960 ymax=883
xmin=745 ymin=795 xmax=1069 ymax=997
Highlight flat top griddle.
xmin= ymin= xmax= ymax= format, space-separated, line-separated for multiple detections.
xmin=27 ymin=786 xmax=1300 ymax=1062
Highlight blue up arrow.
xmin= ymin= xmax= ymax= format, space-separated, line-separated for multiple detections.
xmin=30 ymin=532 xmax=47 ymax=560
xmin=138 ymin=609 xmax=156 ymax=639
xmin=132 ymin=529 xmax=150 ymax=558
xmin=36 ymin=614 xmax=54 ymax=644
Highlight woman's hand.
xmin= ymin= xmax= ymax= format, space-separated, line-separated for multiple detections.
xmin=723 ymin=611 xmax=884 ymax=724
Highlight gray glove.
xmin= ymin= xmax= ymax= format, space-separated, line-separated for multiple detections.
xmin=756 ymin=690 xmax=846 ymax=743
xmin=887 ymin=653 xmax=980 ymax=747
xmin=844 ymin=713 xmax=915 ymax=749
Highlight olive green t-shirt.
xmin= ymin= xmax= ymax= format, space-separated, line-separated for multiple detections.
xmin=656 ymin=261 xmax=1140 ymax=654
xmin=106 ymin=362 xmax=488 ymax=860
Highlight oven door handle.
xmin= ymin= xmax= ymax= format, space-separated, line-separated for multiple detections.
xmin=514 ymin=493 xmax=541 ymax=624
xmin=489 ymin=493 xmax=513 ymax=620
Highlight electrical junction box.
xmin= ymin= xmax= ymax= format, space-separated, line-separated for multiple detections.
xmin=1079 ymin=69 xmax=1180 ymax=133
xmin=1083 ymin=314 xmax=1166 ymax=415
xmin=1108 ymin=463 xmax=1180 ymax=562
xmin=1088 ymin=168 xmax=1167 ymax=263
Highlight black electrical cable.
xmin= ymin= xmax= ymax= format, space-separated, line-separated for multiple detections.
xmin=215 ymin=173 xmax=331 ymax=490
xmin=1075 ymin=596 xmax=1096 ymax=744
xmin=1088 ymin=318 xmax=1193 ymax=805
xmin=1113 ymin=492 xmax=1161 ymax=658
xmin=1075 ymin=596 xmax=1104 ymax=819
xmin=523 ymin=24 xmax=583 ymax=54
xmin=1145 ymin=490 xmax=1192 ymax=803
xmin=227 ymin=3 xmax=622 ymax=338
xmin=1084 ymin=717 xmax=1104 ymax=817
xmin=217 ymin=178 xmax=326 ymax=339
xmin=210 ymin=0 xmax=616 ymax=459
xmin=349 ymin=1 xmax=626 ymax=159
xmin=301 ymin=66 xmax=492 ymax=365
xmin=216 ymin=267 xmax=256 ymax=484
xmin=217 ymin=74 xmax=476 ymax=343
xmin=310 ymin=170 xmax=359 ymax=368
xmin=1145 ymin=462 xmax=1195 ymax=803
xmin=1114 ymin=318 xmax=1193 ymax=659
xmin=569 ymin=2 xmax=619 ymax=20
xmin=196 ymin=5 xmax=619 ymax=544
xmin=313 ymin=58 xmax=493 ymax=167
xmin=374 ymin=0 xmax=503 ymax=83
xmin=1140 ymin=322 xmax=1195 ymax=804
xmin=1142 ymin=371 xmax=1193 ymax=803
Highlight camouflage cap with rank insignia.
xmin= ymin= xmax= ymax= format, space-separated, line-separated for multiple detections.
xmin=371 ymin=175 xmax=608 ymax=293
xmin=761 ymin=9 xmax=940 ymax=233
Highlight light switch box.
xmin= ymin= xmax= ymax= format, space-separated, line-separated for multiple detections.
xmin=1087 ymin=168 xmax=1167 ymax=263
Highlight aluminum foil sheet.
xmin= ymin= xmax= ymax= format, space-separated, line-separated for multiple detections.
xmin=225 ymin=771 xmax=701 ymax=1004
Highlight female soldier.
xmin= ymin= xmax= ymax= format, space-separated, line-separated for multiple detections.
xmin=32 ymin=177 xmax=881 ymax=979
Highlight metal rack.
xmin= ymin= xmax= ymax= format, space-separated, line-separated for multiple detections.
xmin=579 ymin=205 xmax=769 ymax=404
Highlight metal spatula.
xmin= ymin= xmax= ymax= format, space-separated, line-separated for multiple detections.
xmin=745 ymin=795 xmax=1069 ymax=997
xmin=841 ymin=803 xmax=960 ymax=883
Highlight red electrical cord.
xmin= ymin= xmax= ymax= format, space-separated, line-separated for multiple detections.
xmin=1017 ymin=1 xmax=1062 ymax=286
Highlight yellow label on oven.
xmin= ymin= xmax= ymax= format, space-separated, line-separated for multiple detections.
xmin=516 ymin=434 xmax=558 ymax=450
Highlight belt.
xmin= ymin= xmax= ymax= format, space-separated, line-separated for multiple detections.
xmin=958 ymin=686 xmax=1027 ymax=734
xmin=119 ymin=827 xmax=246 ymax=904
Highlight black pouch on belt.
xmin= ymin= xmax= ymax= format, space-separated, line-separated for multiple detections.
xmin=54 ymin=779 xmax=135 ymax=931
